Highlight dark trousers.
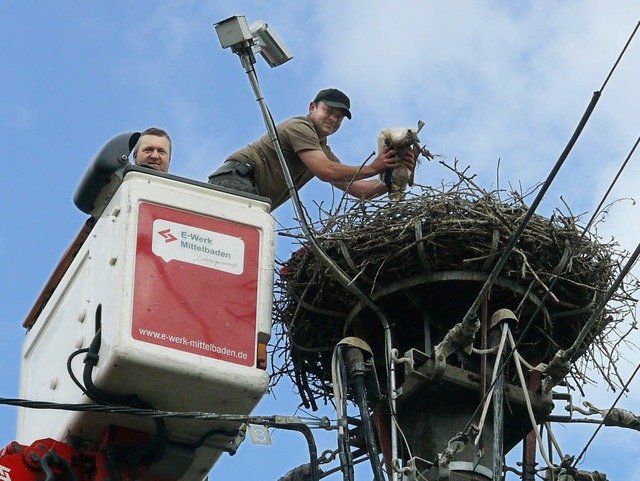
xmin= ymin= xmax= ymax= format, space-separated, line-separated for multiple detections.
xmin=208 ymin=158 xmax=258 ymax=195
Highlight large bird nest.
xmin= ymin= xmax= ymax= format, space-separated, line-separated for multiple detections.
xmin=270 ymin=166 xmax=638 ymax=410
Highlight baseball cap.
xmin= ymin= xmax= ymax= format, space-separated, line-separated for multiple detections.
xmin=313 ymin=88 xmax=352 ymax=119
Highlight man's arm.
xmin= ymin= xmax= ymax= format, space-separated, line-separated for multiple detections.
xmin=298 ymin=147 xmax=416 ymax=199
xmin=298 ymin=146 xmax=403 ymax=183
xmin=332 ymin=178 xmax=389 ymax=199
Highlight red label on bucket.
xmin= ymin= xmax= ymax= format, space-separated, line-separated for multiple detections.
xmin=131 ymin=202 xmax=260 ymax=366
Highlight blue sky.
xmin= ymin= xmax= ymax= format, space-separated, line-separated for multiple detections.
xmin=2 ymin=1 xmax=640 ymax=480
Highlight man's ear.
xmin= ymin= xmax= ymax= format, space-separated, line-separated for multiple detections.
xmin=308 ymin=101 xmax=317 ymax=113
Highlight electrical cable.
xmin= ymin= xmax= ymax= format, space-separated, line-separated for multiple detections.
xmin=1 ymin=396 xmax=324 ymax=481
xmin=318 ymin=454 xmax=368 ymax=479
xmin=443 ymin=14 xmax=640 ymax=446
xmin=431 ymin=84 xmax=606 ymax=462
xmin=40 ymin=451 xmax=79 ymax=481
xmin=343 ymin=346 xmax=385 ymax=481
xmin=474 ymin=323 xmax=509 ymax=443
xmin=457 ymin=15 xmax=640 ymax=371
xmin=572 ymin=362 xmax=640 ymax=468
xmin=452 ymin=235 xmax=640 ymax=473
xmin=599 ymin=19 xmax=640 ymax=92
xmin=454 ymin=132 xmax=640 ymax=449
xmin=562 ymin=241 xmax=640 ymax=365
xmin=500 ymin=134 xmax=640 ymax=377
xmin=466 ymin=133 xmax=640 ymax=397
xmin=235 ymin=45 xmax=406 ymax=480
xmin=66 ymin=347 xmax=91 ymax=396
xmin=82 ymin=327 xmax=169 ymax=465
xmin=460 ymin=87 xmax=600 ymax=328
xmin=507 ymin=329 xmax=554 ymax=469
xmin=269 ymin=421 xmax=321 ymax=481
xmin=0 ymin=395 xmax=331 ymax=426
xmin=441 ymin=85 xmax=602 ymax=461
xmin=351 ymin=375 xmax=385 ymax=481
xmin=543 ymin=422 xmax=564 ymax=460
xmin=331 ymin=346 xmax=354 ymax=481
xmin=169 ymin=427 xmax=241 ymax=451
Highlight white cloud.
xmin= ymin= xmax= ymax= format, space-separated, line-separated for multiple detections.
xmin=297 ymin=0 xmax=640 ymax=198
xmin=3 ymin=2 xmax=640 ymax=479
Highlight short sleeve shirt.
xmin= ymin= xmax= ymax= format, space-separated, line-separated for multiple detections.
xmin=229 ymin=116 xmax=341 ymax=210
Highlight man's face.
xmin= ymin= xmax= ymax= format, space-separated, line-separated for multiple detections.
xmin=134 ymin=134 xmax=171 ymax=172
xmin=308 ymin=101 xmax=346 ymax=139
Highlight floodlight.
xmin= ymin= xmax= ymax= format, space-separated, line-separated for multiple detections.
xmin=249 ymin=21 xmax=293 ymax=67
xmin=214 ymin=14 xmax=296 ymax=236
xmin=215 ymin=16 xmax=253 ymax=50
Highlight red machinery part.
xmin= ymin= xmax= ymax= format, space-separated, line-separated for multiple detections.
xmin=0 ymin=427 xmax=176 ymax=481
xmin=0 ymin=438 xmax=104 ymax=481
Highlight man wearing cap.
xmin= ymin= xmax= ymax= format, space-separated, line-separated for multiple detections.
xmin=207 ymin=88 xmax=415 ymax=210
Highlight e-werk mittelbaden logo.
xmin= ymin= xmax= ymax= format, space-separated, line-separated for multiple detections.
xmin=158 ymin=228 xmax=178 ymax=243
xmin=151 ymin=219 xmax=245 ymax=275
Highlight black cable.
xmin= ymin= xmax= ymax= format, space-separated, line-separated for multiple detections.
xmin=239 ymin=49 xmax=406 ymax=469
xmin=482 ymin=135 xmax=640 ymax=397
xmin=82 ymin=327 xmax=168 ymax=465
xmin=455 ymin=236 xmax=640 ymax=463
xmin=335 ymin=347 xmax=354 ymax=481
xmin=564 ymin=240 xmax=640 ymax=363
xmin=5 ymin=393 xmax=327 ymax=477
xmin=66 ymin=347 xmax=90 ymax=396
xmin=458 ymin=15 xmax=640 ymax=359
xmin=319 ymin=455 xmax=368 ymax=479
xmin=599 ymin=19 xmax=640 ymax=92
xmin=40 ymin=452 xmax=79 ymax=481
xmin=444 ymin=87 xmax=602 ymax=460
xmin=491 ymin=135 xmax=639 ymax=368
xmin=169 ymin=427 xmax=240 ymax=451
xmin=350 ymin=368 xmax=385 ymax=481
xmin=83 ymin=328 xmax=142 ymax=406
xmin=449 ymin=15 xmax=640 ymax=450
xmin=40 ymin=453 xmax=58 ymax=481
xmin=82 ymin=328 xmax=105 ymax=403
xmin=461 ymin=89 xmax=600 ymax=326
xmin=269 ymin=421 xmax=321 ymax=481
xmin=572 ymin=342 xmax=640 ymax=467
xmin=0 ymin=396 xmax=330 ymax=427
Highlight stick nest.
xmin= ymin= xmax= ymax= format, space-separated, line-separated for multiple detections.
xmin=270 ymin=168 xmax=638 ymax=410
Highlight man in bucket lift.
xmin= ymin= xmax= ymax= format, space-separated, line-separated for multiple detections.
xmin=207 ymin=88 xmax=416 ymax=210
xmin=133 ymin=127 xmax=172 ymax=173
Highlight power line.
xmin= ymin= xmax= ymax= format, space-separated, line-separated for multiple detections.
xmin=450 ymin=14 xmax=640 ymax=459
xmin=600 ymin=19 xmax=640 ymax=92
xmin=0 ymin=396 xmax=329 ymax=428
xmin=573 ymin=362 xmax=640 ymax=467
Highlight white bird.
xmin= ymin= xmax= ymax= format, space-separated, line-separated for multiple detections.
xmin=377 ymin=124 xmax=424 ymax=201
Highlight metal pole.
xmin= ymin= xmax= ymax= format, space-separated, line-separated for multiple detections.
xmin=522 ymin=366 xmax=541 ymax=481
xmin=492 ymin=367 xmax=504 ymax=480
xmin=490 ymin=322 xmax=506 ymax=481
xmin=236 ymin=48 xmax=401 ymax=481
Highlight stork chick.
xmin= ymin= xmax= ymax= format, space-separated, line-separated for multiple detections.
xmin=377 ymin=126 xmax=421 ymax=201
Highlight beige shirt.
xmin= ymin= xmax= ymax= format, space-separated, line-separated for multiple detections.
xmin=229 ymin=115 xmax=341 ymax=210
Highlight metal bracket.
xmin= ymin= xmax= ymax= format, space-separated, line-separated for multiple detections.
xmin=545 ymin=391 xmax=574 ymax=422
xmin=449 ymin=461 xmax=493 ymax=479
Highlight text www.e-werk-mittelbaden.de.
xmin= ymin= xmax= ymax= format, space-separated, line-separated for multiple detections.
xmin=137 ymin=328 xmax=248 ymax=360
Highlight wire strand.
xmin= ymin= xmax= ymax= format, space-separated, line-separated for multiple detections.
xmin=599 ymin=19 xmax=640 ymax=92
xmin=572 ymin=362 xmax=640 ymax=467
xmin=447 ymin=15 xmax=640 ymax=452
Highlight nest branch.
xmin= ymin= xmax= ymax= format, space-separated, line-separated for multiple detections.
xmin=268 ymin=160 xmax=638 ymax=407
